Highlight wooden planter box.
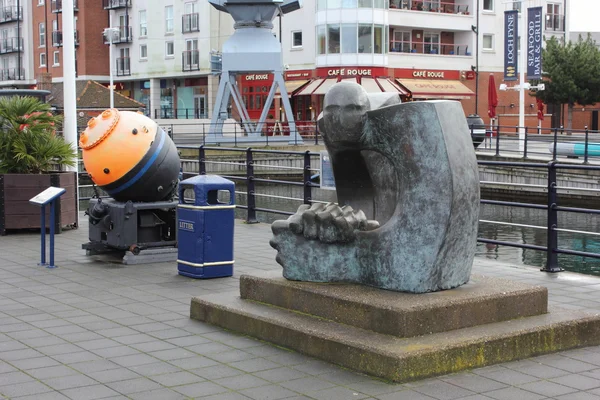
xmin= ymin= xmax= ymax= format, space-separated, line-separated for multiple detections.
xmin=0 ymin=172 xmax=78 ymax=235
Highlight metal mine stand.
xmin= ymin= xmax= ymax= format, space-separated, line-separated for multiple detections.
xmin=209 ymin=0 xmax=303 ymax=143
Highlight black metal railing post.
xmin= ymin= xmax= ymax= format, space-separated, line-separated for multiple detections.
xmin=303 ymin=151 xmax=312 ymax=205
xmin=246 ymin=148 xmax=258 ymax=224
xmin=495 ymin=124 xmax=500 ymax=156
xmin=315 ymin=124 xmax=319 ymax=145
xmin=542 ymin=161 xmax=562 ymax=272
xmin=198 ymin=145 xmax=206 ymax=175
xmin=523 ymin=126 xmax=529 ymax=158
xmin=584 ymin=125 xmax=590 ymax=164
xmin=552 ymin=126 xmax=558 ymax=161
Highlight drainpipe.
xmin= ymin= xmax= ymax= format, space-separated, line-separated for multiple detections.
xmin=16 ymin=0 xmax=20 ymax=80
xmin=44 ymin=0 xmax=49 ymax=73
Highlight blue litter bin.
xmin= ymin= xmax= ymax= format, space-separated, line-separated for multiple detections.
xmin=177 ymin=175 xmax=235 ymax=279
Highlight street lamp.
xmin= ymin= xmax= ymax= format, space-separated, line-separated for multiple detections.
xmin=103 ymin=15 xmax=119 ymax=109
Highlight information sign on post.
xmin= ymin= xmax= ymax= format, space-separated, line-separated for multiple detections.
xmin=320 ymin=151 xmax=336 ymax=190
xmin=29 ymin=186 xmax=66 ymax=269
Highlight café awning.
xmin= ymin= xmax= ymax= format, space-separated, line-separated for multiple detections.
xmin=275 ymin=80 xmax=310 ymax=97
xmin=296 ymin=77 xmax=408 ymax=96
xmin=395 ymin=79 xmax=474 ymax=99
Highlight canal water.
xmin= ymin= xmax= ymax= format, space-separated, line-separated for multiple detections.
xmin=233 ymin=182 xmax=600 ymax=276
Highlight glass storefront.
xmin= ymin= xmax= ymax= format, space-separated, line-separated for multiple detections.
xmin=317 ymin=0 xmax=387 ymax=10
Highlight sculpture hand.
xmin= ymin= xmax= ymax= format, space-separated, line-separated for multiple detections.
xmin=277 ymin=202 xmax=379 ymax=244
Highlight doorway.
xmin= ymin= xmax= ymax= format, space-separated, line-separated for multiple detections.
xmin=194 ymin=95 xmax=206 ymax=118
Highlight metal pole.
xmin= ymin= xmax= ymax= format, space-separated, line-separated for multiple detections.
xmin=542 ymin=161 xmax=562 ymax=273
xmin=552 ymin=127 xmax=558 ymax=160
xmin=48 ymin=200 xmax=56 ymax=268
xmin=523 ymin=126 xmax=528 ymax=158
xmin=303 ymin=151 xmax=311 ymax=205
xmin=518 ymin=0 xmax=525 ymax=153
xmin=199 ymin=145 xmax=206 ymax=175
xmin=474 ymin=0 xmax=480 ymax=115
xmin=109 ymin=14 xmax=114 ymax=109
xmin=246 ymin=148 xmax=258 ymax=224
xmin=584 ymin=126 xmax=589 ymax=164
xmin=39 ymin=205 xmax=46 ymax=266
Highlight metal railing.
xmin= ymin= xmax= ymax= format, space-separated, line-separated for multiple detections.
xmin=389 ymin=41 xmax=471 ymax=55
xmin=472 ymin=124 xmax=600 ymax=163
xmin=0 ymin=6 xmax=22 ymax=23
xmin=51 ymin=0 xmax=79 ymax=13
xmin=0 ymin=68 xmax=25 ymax=81
xmin=182 ymin=13 xmax=199 ymax=33
xmin=0 ymin=37 xmax=23 ymax=54
xmin=182 ymin=50 xmax=199 ymax=72
xmin=52 ymin=30 xmax=79 ymax=47
xmin=103 ymin=0 xmax=131 ymax=9
xmin=388 ymin=0 xmax=470 ymax=13
xmin=174 ymin=146 xmax=600 ymax=272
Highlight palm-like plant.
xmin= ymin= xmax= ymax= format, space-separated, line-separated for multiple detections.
xmin=0 ymin=96 xmax=76 ymax=174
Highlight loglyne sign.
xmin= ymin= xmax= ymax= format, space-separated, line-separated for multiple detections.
xmin=527 ymin=6 xmax=543 ymax=79
xmin=504 ymin=9 xmax=518 ymax=81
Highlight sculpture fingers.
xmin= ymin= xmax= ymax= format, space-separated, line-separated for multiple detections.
xmin=317 ymin=211 xmax=338 ymax=243
xmin=302 ymin=210 xmax=319 ymax=240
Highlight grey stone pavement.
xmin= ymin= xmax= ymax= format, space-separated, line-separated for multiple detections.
xmin=2 ymin=217 xmax=600 ymax=400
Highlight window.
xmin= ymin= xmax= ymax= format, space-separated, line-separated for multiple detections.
xmin=512 ymin=1 xmax=521 ymax=12
xmin=374 ymin=24 xmax=383 ymax=54
xmin=546 ymin=3 xmax=563 ymax=31
xmin=482 ymin=34 xmax=493 ymax=50
xmin=140 ymin=44 xmax=147 ymax=59
xmin=358 ymin=24 xmax=373 ymax=53
xmin=327 ymin=24 xmax=340 ymax=54
xmin=391 ymin=30 xmax=410 ymax=52
xmin=424 ymin=32 xmax=440 ymax=54
xmin=165 ymin=41 xmax=174 ymax=57
xmin=53 ymin=50 xmax=59 ymax=65
xmin=39 ymin=52 xmax=46 ymax=67
xmin=317 ymin=25 xmax=326 ymax=55
xmin=292 ymin=31 xmax=302 ymax=48
xmin=165 ymin=6 xmax=174 ymax=33
xmin=39 ymin=23 xmax=45 ymax=47
xmin=38 ymin=0 xmax=44 ymax=5
xmin=342 ymin=0 xmax=357 ymax=8
xmin=317 ymin=0 xmax=326 ymax=10
xmin=341 ymin=24 xmax=357 ymax=53
xmin=483 ymin=0 xmax=493 ymax=11
xmin=139 ymin=10 xmax=147 ymax=37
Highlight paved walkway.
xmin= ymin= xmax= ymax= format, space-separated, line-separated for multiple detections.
xmin=1 ymin=217 xmax=600 ymax=400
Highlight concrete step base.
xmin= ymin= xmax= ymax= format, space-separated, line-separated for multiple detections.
xmin=190 ymin=273 xmax=600 ymax=382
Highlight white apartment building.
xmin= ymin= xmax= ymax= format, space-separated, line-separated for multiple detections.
xmin=103 ymin=0 xmax=569 ymax=123
xmin=0 ymin=0 xmax=35 ymax=87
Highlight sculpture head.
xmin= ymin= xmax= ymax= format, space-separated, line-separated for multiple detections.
xmin=322 ymin=81 xmax=370 ymax=145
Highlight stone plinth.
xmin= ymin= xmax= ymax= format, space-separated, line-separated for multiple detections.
xmin=190 ymin=271 xmax=600 ymax=382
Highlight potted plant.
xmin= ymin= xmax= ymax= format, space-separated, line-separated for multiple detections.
xmin=0 ymin=96 xmax=78 ymax=235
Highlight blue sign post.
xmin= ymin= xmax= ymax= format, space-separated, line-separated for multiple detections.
xmin=29 ymin=187 xmax=66 ymax=269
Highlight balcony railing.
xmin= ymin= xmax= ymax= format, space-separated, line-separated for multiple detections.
xmin=0 ymin=68 xmax=24 ymax=81
xmin=388 ymin=0 xmax=470 ymax=14
xmin=0 ymin=37 xmax=23 ymax=54
xmin=52 ymin=30 xmax=79 ymax=47
xmin=389 ymin=41 xmax=471 ymax=55
xmin=546 ymin=14 xmax=565 ymax=32
xmin=0 ymin=6 xmax=22 ymax=24
xmin=116 ymin=57 xmax=130 ymax=76
xmin=103 ymin=0 xmax=131 ymax=9
xmin=182 ymin=13 xmax=199 ymax=33
xmin=51 ymin=0 xmax=79 ymax=13
xmin=104 ymin=26 xmax=133 ymax=44
xmin=182 ymin=50 xmax=200 ymax=72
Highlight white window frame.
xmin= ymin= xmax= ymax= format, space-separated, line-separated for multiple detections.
xmin=53 ymin=50 xmax=59 ymax=65
xmin=39 ymin=23 xmax=45 ymax=47
xmin=39 ymin=52 xmax=46 ymax=67
xmin=139 ymin=10 xmax=147 ymax=37
xmin=165 ymin=41 xmax=174 ymax=57
xmin=292 ymin=30 xmax=302 ymax=48
xmin=38 ymin=0 xmax=44 ymax=5
xmin=140 ymin=44 xmax=147 ymax=59
xmin=483 ymin=0 xmax=493 ymax=11
xmin=165 ymin=6 xmax=174 ymax=34
xmin=482 ymin=34 xmax=494 ymax=51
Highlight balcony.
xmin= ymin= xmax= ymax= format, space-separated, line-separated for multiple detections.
xmin=0 ymin=6 xmax=22 ymax=24
xmin=389 ymin=41 xmax=471 ymax=55
xmin=388 ymin=0 xmax=473 ymax=32
xmin=104 ymin=26 xmax=133 ymax=44
xmin=116 ymin=57 xmax=130 ymax=76
xmin=52 ymin=30 xmax=80 ymax=47
xmin=0 ymin=68 xmax=24 ymax=81
xmin=182 ymin=13 xmax=199 ymax=33
xmin=51 ymin=0 xmax=79 ymax=13
xmin=0 ymin=37 xmax=24 ymax=54
xmin=182 ymin=50 xmax=200 ymax=72
xmin=389 ymin=0 xmax=470 ymax=14
xmin=546 ymin=14 xmax=565 ymax=32
xmin=103 ymin=0 xmax=131 ymax=9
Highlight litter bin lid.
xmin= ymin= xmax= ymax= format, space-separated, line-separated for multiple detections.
xmin=181 ymin=175 xmax=234 ymax=186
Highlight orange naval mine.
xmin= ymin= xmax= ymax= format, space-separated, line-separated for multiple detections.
xmin=79 ymin=109 xmax=180 ymax=203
